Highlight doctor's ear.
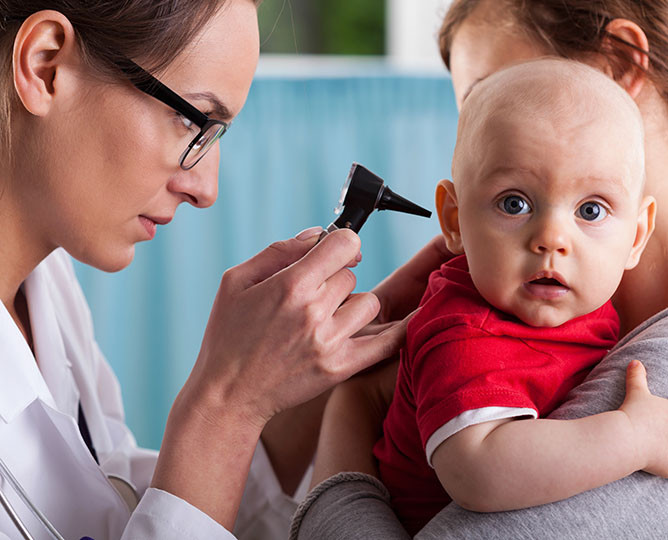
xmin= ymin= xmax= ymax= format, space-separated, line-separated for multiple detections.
xmin=593 ymin=18 xmax=651 ymax=100
xmin=435 ymin=180 xmax=464 ymax=255
xmin=13 ymin=10 xmax=78 ymax=117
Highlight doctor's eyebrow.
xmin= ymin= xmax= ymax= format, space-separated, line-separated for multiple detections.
xmin=184 ymin=92 xmax=234 ymax=122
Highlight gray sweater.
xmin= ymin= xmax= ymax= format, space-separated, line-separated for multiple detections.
xmin=292 ymin=308 xmax=668 ymax=539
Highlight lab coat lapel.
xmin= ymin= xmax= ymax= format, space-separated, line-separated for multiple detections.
xmin=24 ymin=263 xmax=80 ymax=420
xmin=0 ymin=289 xmax=55 ymax=424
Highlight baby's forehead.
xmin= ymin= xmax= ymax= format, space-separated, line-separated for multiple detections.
xmin=463 ymin=59 xmax=639 ymax=136
xmin=455 ymin=58 xmax=645 ymax=190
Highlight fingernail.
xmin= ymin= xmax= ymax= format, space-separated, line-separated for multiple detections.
xmin=296 ymin=226 xmax=323 ymax=240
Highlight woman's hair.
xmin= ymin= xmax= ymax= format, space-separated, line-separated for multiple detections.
xmin=439 ymin=0 xmax=668 ymax=102
xmin=0 ymin=0 xmax=259 ymax=151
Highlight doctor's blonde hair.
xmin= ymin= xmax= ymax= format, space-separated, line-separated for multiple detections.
xmin=439 ymin=0 xmax=668 ymax=103
xmin=0 ymin=0 xmax=261 ymax=154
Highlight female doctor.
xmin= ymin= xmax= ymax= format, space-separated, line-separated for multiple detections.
xmin=0 ymin=0 xmax=437 ymax=538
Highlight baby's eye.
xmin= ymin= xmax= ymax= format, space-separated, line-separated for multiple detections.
xmin=499 ymin=195 xmax=531 ymax=215
xmin=577 ymin=201 xmax=608 ymax=222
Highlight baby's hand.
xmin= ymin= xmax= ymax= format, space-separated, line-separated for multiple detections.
xmin=619 ymin=360 xmax=668 ymax=477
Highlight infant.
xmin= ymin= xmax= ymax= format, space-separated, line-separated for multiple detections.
xmin=374 ymin=58 xmax=658 ymax=535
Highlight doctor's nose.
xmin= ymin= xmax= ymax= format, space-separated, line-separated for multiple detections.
xmin=168 ymin=144 xmax=220 ymax=208
xmin=529 ymin=215 xmax=572 ymax=256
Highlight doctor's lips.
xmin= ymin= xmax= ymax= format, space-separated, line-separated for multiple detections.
xmin=523 ymin=270 xmax=570 ymax=299
xmin=138 ymin=214 xmax=172 ymax=239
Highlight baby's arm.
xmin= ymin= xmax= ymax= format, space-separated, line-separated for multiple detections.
xmin=433 ymin=360 xmax=668 ymax=512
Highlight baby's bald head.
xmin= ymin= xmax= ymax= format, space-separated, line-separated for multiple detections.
xmin=437 ymin=58 xmax=655 ymax=329
xmin=452 ymin=58 xmax=645 ymax=196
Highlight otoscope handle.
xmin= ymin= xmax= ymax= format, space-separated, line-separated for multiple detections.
xmin=317 ymin=203 xmax=372 ymax=243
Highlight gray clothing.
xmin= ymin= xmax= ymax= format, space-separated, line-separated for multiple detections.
xmin=291 ymin=308 xmax=668 ymax=539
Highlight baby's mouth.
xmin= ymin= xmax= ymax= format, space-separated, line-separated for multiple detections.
xmin=523 ymin=272 xmax=570 ymax=299
xmin=529 ymin=277 xmax=565 ymax=287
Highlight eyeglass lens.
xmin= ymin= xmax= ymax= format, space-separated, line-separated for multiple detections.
xmin=181 ymin=123 xmax=228 ymax=170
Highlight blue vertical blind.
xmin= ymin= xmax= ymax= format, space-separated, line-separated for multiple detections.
xmin=74 ymin=68 xmax=459 ymax=449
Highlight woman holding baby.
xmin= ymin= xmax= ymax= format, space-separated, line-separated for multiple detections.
xmin=291 ymin=1 xmax=668 ymax=538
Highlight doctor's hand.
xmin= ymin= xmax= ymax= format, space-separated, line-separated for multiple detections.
xmin=154 ymin=228 xmax=408 ymax=528
xmin=189 ymin=227 xmax=408 ymax=427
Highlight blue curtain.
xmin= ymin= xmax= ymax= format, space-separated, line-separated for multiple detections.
xmin=74 ymin=68 xmax=459 ymax=449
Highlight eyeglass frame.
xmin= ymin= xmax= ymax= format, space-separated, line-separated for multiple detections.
xmin=114 ymin=58 xmax=230 ymax=170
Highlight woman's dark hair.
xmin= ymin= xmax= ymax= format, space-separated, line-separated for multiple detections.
xmin=439 ymin=0 xmax=668 ymax=102
xmin=0 ymin=0 xmax=259 ymax=150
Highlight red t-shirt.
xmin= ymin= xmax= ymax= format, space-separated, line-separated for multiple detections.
xmin=374 ymin=255 xmax=619 ymax=535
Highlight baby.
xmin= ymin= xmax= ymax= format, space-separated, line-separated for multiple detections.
xmin=374 ymin=58 xmax=660 ymax=535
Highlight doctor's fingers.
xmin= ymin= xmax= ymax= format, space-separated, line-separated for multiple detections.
xmin=330 ymin=307 xmax=409 ymax=378
xmin=325 ymin=291 xmax=382 ymax=345
xmin=284 ymin=229 xmax=362 ymax=291
xmin=223 ymin=233 xmax=321 ymax=292
xmin=317 ymin=266 xmax=359 ymax=316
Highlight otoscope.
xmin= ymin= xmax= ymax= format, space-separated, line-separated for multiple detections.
xmin=319 ymin=163 xmax=432 ymax=241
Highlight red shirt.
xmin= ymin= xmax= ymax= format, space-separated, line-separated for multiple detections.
xmin=374 ymin=255 xmax=619 ymax=535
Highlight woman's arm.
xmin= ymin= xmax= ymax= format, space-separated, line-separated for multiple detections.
xmin=151 ymin=229 xmax=408 ymax=530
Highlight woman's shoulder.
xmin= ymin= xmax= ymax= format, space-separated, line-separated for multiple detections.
xmin=549 ymin=308 xmax=668 ymax=422
xmin=614 ymin=308 xmax=668 ymax=352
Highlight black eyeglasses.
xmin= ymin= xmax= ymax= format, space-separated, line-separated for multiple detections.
xmin=115 ymin=58 xmax=230 ymax=170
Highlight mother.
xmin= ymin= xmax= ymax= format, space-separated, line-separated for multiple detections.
xmin=0 ymin=1 xmax=436 ymax=538
xmin=291 ymin=0 xmax=668 ymax=538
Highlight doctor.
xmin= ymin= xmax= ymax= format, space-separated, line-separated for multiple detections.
xmin=0 ymin=1 xmax=436 ymax=538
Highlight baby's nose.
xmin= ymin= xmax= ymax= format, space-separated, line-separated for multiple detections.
xmin=530 ymin=217 xmax=572 ymax=255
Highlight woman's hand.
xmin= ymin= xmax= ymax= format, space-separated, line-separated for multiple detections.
xmin=187 ymin=228 xmax=408 ymax=428
xmin=371 ymin=235 xmax=451 ymax=325
xmin=153 ymin=228 xmax=408 ymax=527
xmin=620 ymin=360 xmax=668 ymax=477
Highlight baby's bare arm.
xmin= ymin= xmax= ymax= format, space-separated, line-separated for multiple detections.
xmin=433 ymin=361 xmax=668 ymax=512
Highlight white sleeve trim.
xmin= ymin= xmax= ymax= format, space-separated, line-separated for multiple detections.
xmin=425 ymin=406 xmax=537 ymax=467
xmin=122 ymin=487 xmax=236 ymax=539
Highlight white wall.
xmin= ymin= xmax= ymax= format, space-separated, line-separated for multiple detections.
xmin=387 ymin=0 xmax=452 ymax=70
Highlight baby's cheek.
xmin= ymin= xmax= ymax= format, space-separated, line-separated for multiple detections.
xmin=471 ymin=270 xmax=514 ymax=313
xmin=575 ymin=263 xmax=624 ymax=316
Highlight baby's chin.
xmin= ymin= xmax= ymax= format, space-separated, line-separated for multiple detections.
xmin=514 ymin=306 xmax=582 ymax=329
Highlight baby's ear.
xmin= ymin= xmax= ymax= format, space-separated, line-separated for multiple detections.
xmin=625 ymin=195 xmax=656 ymax=270
xmin=435 ymin=180 xmax=464 ymax=255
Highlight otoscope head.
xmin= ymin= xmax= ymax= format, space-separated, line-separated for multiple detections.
xmin=331 ymin=163 xmax=432 ymax=233
xmin=378 ymin=187 xmax=433 ymax=218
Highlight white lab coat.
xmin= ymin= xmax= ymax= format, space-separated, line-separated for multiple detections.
xmin=0 ymin=249 xmax=300 ymax=540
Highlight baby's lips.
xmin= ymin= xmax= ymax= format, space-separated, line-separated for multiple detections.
xmin=525 ymin=269 xmax=568 ymax=288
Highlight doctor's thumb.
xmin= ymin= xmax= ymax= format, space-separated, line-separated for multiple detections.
xmin=227 ymin=232 xmax=322 ymax=291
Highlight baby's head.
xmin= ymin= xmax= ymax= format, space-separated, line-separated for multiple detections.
xmin=436 ymin=58 xmax=655 ymax=327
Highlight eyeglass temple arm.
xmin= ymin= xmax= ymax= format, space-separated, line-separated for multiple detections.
xmin=116 ymin=59 xmax=209 ymax=128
